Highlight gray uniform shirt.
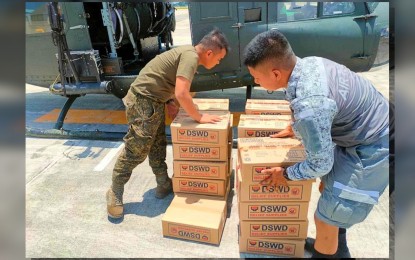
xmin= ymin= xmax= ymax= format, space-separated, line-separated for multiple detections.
xmin=285 ymin=57 xmax=389 ymax=180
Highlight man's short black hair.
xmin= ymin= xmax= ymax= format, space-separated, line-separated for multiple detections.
xmin=198 ymin=29 xmax=230 ymax=53
xmin=243 ymin=30 xmax=295 ymax=69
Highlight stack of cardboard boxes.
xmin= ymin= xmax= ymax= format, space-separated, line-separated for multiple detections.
xmin=236 ymin=99 xmax=313 ymax=257
xmin=162 ymin=99 xmax=233 ymax=245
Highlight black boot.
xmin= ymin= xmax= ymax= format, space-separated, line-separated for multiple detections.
xmin=336 ymin=228 xmax=351 ymax=258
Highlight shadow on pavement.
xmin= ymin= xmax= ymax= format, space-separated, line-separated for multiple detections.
xmin=123 ymin=188 xmax=174 ymax=218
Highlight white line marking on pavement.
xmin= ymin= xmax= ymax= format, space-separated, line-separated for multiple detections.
xmin=94 ymin=143 xmax=124 ymax=172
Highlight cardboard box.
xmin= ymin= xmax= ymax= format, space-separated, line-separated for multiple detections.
xmin=239 ymin=220 xmax=308 ymax=239
xmin=238 ymin=114 xmax=291 ymax=138
xmin=238 ymin=180 xmax=313 ymax=202
xmin=173 ymin=143 xmax=229 ymax=161
xmin=239 ymin=147 xmax=306 ymax=173
xmin=239 ymin=146 xmax=306 ymax=183
xmin=173 ymin=176 xmax=229 ymax=197
xmin=239 ymin=201 xmax=309 ymax=220
xmin=245 ymin=99 xmax=291 ymax=115
xmin=239 ymin=236 xmax=305 ymax=258
xmin=237 ymin=141 xmax=315 ymax=184
xmin=171 ymin=110 xmax=230 ymax=145
xmin=173 ymin=160 xmax=228 ymax=180
xmin=237 ymin=137 xmax=302 ymax=150
xmin=162 ymin=194 xmax=227 ymax=245
xmin=173 ymin=178 xmax=231 ymax=202
xmin=192 ymin=98 xmax=229 ymax=111
xmin=237 ymin=169 xmax=313 ymax=201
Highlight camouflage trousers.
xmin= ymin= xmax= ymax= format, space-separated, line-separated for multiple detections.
xmin=111 ymin=90 xmax=168 ymax=192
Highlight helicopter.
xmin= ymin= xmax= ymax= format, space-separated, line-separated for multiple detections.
xmin=26 ymin=2 xmax=389 ymax=129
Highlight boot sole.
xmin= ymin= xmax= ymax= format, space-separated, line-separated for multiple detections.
xmin=107 ymin=210 xmax=124 ymax=219
xmin=107 ymin=210 xmax=123 ymax=219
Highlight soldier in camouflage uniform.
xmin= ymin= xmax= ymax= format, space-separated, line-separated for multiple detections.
xmin=107 ymin=29 xmax=229 ymax=219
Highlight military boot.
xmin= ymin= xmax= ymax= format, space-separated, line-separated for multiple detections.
xmin=155 ymin=177 xmax=173 ymax=199
xmin=106 ymin=186 xmax=124 ymax=218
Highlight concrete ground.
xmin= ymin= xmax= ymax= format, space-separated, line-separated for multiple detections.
xmin=25 ymin=8 xmax=390 ymax=258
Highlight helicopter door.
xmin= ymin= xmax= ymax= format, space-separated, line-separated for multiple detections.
xmin=188 ymin=2 xmax=239 ymax=74
xmin=236 ymin=2 xmax=268 ymax=72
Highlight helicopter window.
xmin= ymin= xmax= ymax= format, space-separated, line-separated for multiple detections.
xmin=322 ymin=2 xmax=355 ymax=16
xmin=276 ymin=2 xmax=317 ymax=23
xmin=244 ymin=8 xmax=262 ymax=23
xmin=25 ymin=2 xmax=51 ymax=34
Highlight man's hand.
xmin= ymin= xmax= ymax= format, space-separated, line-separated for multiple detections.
xmin=166 ymin=102 xmax=179 ymax=120
xmin=198 ymin=113 xmax=222 ymax=124
xmin=270 ymin=125 xmax=295 ymax=138
xmin=260 ymin=167 xmax=288 ymax=190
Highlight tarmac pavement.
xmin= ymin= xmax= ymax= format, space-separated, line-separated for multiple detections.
xmin=25 ymin=138 xmax=389 ymax=258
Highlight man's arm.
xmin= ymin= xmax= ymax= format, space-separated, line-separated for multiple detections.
xmin=285 ymin=96 xmax=338 ymax=180
xmin=175 ymin=76 xmax=221 ymax=123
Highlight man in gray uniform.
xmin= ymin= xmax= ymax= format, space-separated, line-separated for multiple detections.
xmin=107 ymin=29 xmax=229 ymax=219
xmin=243 ymin=30 xmax=389 ymax=258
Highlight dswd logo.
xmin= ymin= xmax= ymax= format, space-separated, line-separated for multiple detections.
xmin=285 ymin=245 xmax=294 ymax=253
xmin=246 ymin=130 xmax=255 ymax=137
xmin=179 ymin=129 xmax=186 ymax=135
xmin=249 ymin=240 xmax=257 ymax=246
xmin=252 ymin=225 xmax=260 ymax=231
xmin=255 ymin=167 xmax=264 ymax=173
xmin=250 ymin=206 xmax=259 ymax=212
xmin=180 ymin=147 xmax=188 ymax=152
xmin=251 ymin=185 xmax=261 ymax=192
xmin=291 ymin=188 xmax=300 ymax=195
xmin=288 ymin=208 xmax=297 ymax=215
xmin=181 ymin=165 xmax=188 ymax=170
xmin=180 ymin=181 xmax=188 ymax=186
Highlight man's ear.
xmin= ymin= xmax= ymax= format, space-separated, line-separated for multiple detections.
xmin=206 ymin=49 xmax=213 ymax=57
xmin=271 ymin=68 xmax=281 ymax=80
